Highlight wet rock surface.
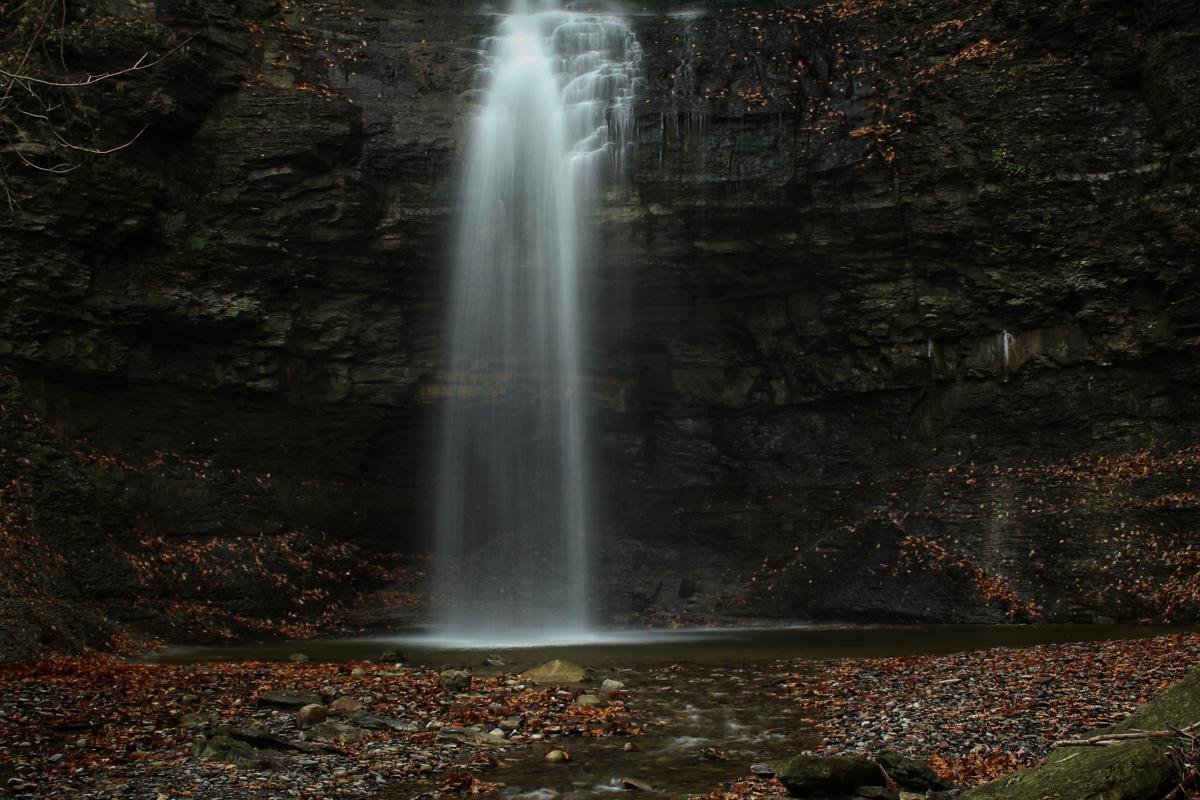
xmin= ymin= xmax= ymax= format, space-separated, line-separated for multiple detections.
xmin=1 ymin=0 xmax=1199 ymax=655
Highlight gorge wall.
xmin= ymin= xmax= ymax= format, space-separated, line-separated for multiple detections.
xmin=1 ymin=0 xmax=1198 ymax=656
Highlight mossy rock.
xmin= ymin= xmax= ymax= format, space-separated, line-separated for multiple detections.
xmin=772 ymin=754 xmax=882 ymax=795
xmin=877 ymin=750 xmax=954 ymax=790
xmin=964 ymin=667 xmax=1200 ymax=800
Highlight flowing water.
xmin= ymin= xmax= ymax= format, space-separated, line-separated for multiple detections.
xmin=433 ymin=2 xmax=642 ymax=644
xmin=152 ymin=626 xmax=1191 ymax=798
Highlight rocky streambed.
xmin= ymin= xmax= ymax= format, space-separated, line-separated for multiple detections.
xmin=1 ymin=629 xmax=1199 ymax=799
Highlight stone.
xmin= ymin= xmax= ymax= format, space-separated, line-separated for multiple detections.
xmin=856 ymin=788 xmax=900 ymax=800
xmin=329 ymin=696 xmax=365 ymax=716
xmin=574 ymin=694 xmax=602 ymax=707
xmin=191 ymin=735 xmax=275 ymax=768
xmin=296 ymin=703 xmax=327 ymax=729
xmin=772 ymin=754 xmax=883 ymax=796
xmin=302 ymin=721 xmax=364 ymax=744
xmin=350 ymin=712 xmax=417 ymax=732
xmin=208 ymin=725 xmax=318 ymax=754
xmin=288 ymin=653 xmax=310 ymax=663
xmin=377 ymin=650 xmax=405 ymax=664
xmin=544 ymin=749 xmax=569 ymax=762
xmin=257 ymin=690 xmax=324 ymax=709
xmin=437 ymin=726 xmax=508 ymax=746
xmin=350 ymin=667 xmax=368 ymax=678
xmin=617 ymin=777 xmax=653 ymax=791
xmin=178 ymin=711 xmax=218 ymax=731
xmin=482 ymin=653 xmax=506 ymax=666
xmin=439 ymin=669 xmax=472 ymax=692
xmin=600 ymin=678 xmax=626 ymax=692
xmin=876 ymin=751 xmax=953 ymax=791
xmin=499 ymin=716 xmax=522 ymax=730
xmin=520 ymin=660 xmax=586 ymax=684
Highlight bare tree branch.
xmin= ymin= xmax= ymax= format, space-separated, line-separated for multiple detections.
xmin=1052 ymin=721 xmax=1200 ymax=748
xmin=0 ymin=34 xmax=196 ymax=89
xmin=49 ymin=122 xmax=148 ymax=155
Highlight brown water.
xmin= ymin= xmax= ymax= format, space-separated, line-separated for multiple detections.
xmin=147 ymin=625 xmax=1192 ymax=799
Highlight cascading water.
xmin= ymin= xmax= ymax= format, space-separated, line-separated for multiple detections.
xmin=432 ymin=1 xmax=641 ymax=644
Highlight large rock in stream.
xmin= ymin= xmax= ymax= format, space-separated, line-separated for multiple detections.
xmin=964 ymin=666 xmax=1200 ymax=800
xmin=772 ymin=754 xmax=883 ymax=795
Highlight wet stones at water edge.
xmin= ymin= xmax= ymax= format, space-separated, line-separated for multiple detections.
xmin=770 ymin=752 xmax=954 ymax=798
xmin=519 ymin=660 xmax=588 ymax=684
xmin=601 ymin=678 xmax=626 ymax=693
xmin=438 ymin=669 xmax=472 ymax=692
xmin=377 ymin=650 xmax=405 ymax=664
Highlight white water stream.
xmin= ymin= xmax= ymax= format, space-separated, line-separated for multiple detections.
xmin=433 ymin=2 xmax=641 ymax=643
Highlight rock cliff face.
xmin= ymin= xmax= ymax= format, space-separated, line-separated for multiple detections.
xmin=1 ymin=0 xmax=1198 ymax=654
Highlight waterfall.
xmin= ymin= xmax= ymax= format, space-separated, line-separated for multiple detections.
xmin=432 ymin=2 xmax=641 ymax=644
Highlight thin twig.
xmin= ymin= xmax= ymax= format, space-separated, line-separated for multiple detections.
xmin=50 ymin=123 xmax=148 ymax=154
xmin=1053 ymin=721 xmax=1200 ymax=748
xmin=0 ymin=34 xmax=196 ymax=89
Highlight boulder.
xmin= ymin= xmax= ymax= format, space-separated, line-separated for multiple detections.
xmin=773 ymin=754 xmax=882 ymax=796
xmin=601 ymin=678 xmax=626 ymax=692
xmin=520 ymin=660 xmax=586 ymax=684
xmin=574 ymin=694 xmax=602 ymax=707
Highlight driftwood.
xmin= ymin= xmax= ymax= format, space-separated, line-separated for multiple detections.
xmin=1052 ymin=721 xmax=1200 ymax=748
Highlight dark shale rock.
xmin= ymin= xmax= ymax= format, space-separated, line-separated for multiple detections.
xmin=1 ymin=0 xmax=1199 ymax=655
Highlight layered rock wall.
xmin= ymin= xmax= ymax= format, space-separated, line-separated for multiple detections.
xmin=1 ymin=0 xmax=1198 ymax=652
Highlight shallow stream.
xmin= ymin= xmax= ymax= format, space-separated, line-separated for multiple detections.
xmin=148 ymin=625 xmax=1190 ymax=798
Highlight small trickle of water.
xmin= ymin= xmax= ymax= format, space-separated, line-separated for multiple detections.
xmin=433 ymin=1 xmax=642 ymax=643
